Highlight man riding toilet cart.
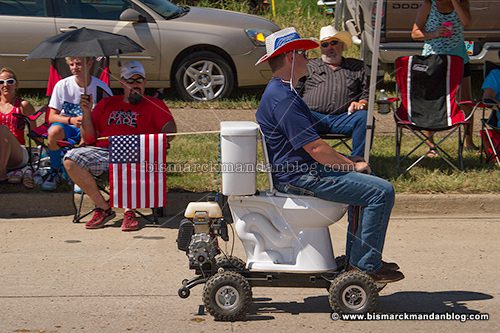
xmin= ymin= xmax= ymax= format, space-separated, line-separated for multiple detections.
xmin=176 ymin=28 xmax=404 ymax=321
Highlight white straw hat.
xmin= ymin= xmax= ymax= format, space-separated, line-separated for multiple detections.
xmin=319 ymin=25 xmax=352 ymax=50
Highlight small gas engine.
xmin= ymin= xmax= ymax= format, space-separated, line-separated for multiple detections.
xmin=176 ymin=202 xmax=229 ymax=274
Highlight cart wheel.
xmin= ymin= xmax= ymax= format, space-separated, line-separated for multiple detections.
xmin=202 ymin=271 xmax=252 ymax=321
xmin=215 ymin=255 xmax=247 ymax=272
xmin=178 ymin=287 xmax=190 ymax=299
xmin=329 ymin=271 xmax=378 ymax=314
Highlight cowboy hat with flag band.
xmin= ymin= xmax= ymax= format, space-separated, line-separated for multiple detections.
xmin=255 ymin=27 xmax=319 ymax=66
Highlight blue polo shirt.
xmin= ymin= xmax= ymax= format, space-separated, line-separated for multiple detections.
xmin=256 ymin=78 xmax=320 ymax=184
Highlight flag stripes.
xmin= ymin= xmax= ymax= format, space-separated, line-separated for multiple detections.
xmin=109 ymin=134 xmax=167 ymax=209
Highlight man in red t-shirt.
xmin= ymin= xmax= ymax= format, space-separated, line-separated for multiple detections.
xmin=64 ymin=61 xmax=176 ymax=231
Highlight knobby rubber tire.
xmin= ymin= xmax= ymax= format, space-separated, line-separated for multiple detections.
xmin=329 ymin=271 xmax=378 ymax=314
xmin=215 ymin=255 xmax=247 ymax=272
xmin=202 ymin=271 xmax=252 ymax=321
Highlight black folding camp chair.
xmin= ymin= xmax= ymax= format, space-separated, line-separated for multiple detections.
xmin=389 ymin=54 xmax=480 ymax=174
xmin=319 ymin=133 xmax=353 ymax=152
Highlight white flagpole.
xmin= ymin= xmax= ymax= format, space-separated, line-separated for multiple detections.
xmin=364 ymin=0 xmax=384 ymax=162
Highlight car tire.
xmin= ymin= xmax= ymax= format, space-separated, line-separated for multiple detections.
xmin=174 ymin=51 xmax=234 ymax=101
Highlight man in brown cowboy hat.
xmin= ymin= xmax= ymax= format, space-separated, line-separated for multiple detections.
xmin=256 ymin=27 xmax=404 ymax=284
xmin=299 ymin=25 xmax=369 ymax=160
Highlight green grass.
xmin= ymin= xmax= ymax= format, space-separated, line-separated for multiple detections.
xmin=167 ymin=134 xmax=499 ymax=193
xmin=11 ymin=1 xmax=496 ymax=195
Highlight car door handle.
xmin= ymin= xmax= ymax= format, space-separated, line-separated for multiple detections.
xmin=60 ymin=26 xmax=78 ymax=33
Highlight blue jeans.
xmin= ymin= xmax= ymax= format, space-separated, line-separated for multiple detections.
xmin=311 ymin=110 xmax=368 ymax=158
xmin=275 ymin=165 xmax=395 ymax=272
xmin=48 ymin=122 xmax=80 ymax=171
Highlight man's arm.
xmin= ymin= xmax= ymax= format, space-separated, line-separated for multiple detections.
xmin=48 ymin=107 xmax=82 ymax=127
xmin=348 ymin=63 xmax=369 ymax=113
xmin=161 ymin=120 xmax=177 ymax=142
xmin=303 ymin=138 xmax=371 ymax=173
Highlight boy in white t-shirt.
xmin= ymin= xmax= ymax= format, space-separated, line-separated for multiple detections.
xmin=42 ymin=57 xmax=112 ymax=191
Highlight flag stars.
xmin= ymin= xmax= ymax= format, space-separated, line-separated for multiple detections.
xmin=109 ymin=135 xmax=141 ymax=163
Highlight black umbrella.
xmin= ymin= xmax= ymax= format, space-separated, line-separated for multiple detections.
xmin=27 ymin=27 xmax=144 ymax=94
xmin=27 ymin=27 xmax=144 ymax=59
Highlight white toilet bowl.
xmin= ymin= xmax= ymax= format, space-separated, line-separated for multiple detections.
xmin=228 ymin=192 xmax=347 ymax=273
xmin=220 ymin=121 xmax=348 ymax=273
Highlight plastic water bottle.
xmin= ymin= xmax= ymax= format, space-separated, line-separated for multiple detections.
xmin=379 ymin=89 xmax=389 ymax=114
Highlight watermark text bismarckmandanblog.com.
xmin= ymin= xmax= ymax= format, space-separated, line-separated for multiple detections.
xmin=330 ymin=312 xmax=490 ymax=322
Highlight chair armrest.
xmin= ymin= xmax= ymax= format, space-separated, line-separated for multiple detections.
xmin=480 ymin=98 xmax=498 ymax=108
xmin=12 ymin=107 xmax=46 ymax=122
xmin=376 ymin=97 xmax=399 ymax=104
xmin=57 ymin=139 xmax=76 ymax=148
xmin=458 ymin=100 xmax=478 ymax=107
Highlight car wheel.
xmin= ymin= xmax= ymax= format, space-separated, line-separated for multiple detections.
xmin=174 ymin=51 xmax=234 ymax=101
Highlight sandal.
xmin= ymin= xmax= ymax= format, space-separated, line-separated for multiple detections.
xmin=7 ymin=169 xmax=23 ymax=184
xmin=426 ymin=149 xmax=439 ymax=158
xmin=22 ymin=169 xmax=35 ymax=189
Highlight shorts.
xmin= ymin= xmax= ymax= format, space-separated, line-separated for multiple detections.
xmin=463 ymin=62 xmax=471 ymax=78
xmin=64 ymin=146 xmax=109 ymax=177
xmin=8 ymin=145 xmax=29 ymax=170
xmin=49 ymin=122 xmax=81 ymax=145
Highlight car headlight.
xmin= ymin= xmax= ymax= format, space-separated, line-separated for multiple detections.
xmin=245 ymin=29 xmax=272 ymax=46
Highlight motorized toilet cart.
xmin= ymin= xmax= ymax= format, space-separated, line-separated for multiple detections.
xmin=176 ymin=121 xmax=384 ymax=321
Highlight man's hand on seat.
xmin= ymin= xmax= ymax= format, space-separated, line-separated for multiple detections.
xmin=348 ymin=100 xmax=368 ymax=114
xmin=348 ymin=156 xmax=366 ymax=163
xmin=354 ymin=161 xmax=371 ymax=174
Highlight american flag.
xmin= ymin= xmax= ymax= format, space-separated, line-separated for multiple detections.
xmin=109 ymin=134 xmax=168 ymax=209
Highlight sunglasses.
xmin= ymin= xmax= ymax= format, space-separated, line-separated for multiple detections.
xmin=124 ymin=77 xmax=145 ymax=84
xmin=0 ymin=78 xmax=16 ymax=86
xmin=321 ymin=40 xmax=341 ymax=48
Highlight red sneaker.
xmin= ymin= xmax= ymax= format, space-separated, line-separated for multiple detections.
xmin=85 ymin=208 xmax=116 ymax=229
xmin=122 ymin=210 xmax=140 ymax=231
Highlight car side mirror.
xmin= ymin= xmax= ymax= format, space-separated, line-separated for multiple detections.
xmin=120 ymin=8 xmax=147 ymax=23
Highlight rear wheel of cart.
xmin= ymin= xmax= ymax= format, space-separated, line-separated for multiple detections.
xmin=329 ymin=271 xmax=378 ymax=314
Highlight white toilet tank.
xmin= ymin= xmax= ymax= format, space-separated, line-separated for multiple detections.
xmin=220 ymin=121 xmax=259 ymax=196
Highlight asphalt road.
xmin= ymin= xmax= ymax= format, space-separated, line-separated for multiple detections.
xmin=0 ymin=211 xmax=498 ymax=333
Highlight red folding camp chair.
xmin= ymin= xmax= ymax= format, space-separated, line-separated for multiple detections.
xmin=16 ymin=57 xmax=111 ymax=170
xmin=389 ymin=54 xmax=480 ymax=173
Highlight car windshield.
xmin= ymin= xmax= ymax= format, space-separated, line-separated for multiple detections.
xmin=140 ymin=0 xmax=188 ymax=19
